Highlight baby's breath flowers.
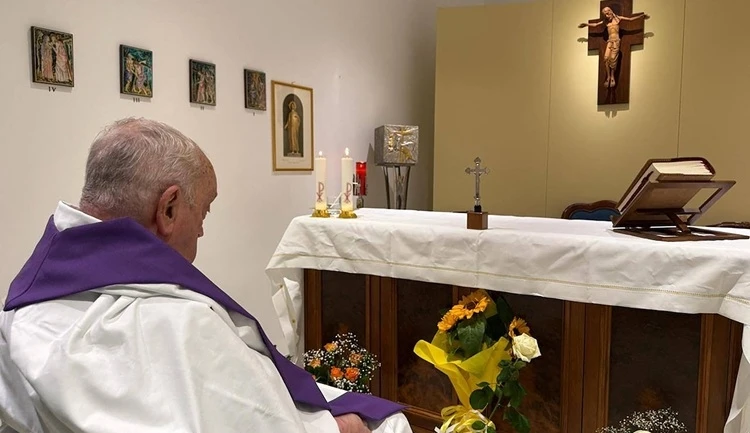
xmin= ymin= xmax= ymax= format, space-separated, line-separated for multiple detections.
xmin=303 ymin=333 xmax=380 ymax=394
xmin=595 ymin=408 xmax=687 ymax=433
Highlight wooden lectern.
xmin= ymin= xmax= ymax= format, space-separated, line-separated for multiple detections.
xmin=612 ymin=157 xmax=749 ymax=241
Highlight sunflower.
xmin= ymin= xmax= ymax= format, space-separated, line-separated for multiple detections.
xmin=448 ymin=304 xmax=468 ymax=320
xmin=438 ymin=310 xmax=460 ymax=332
xmin=457 ymin=290 xmax=490 ymax=319
xmin=508 ymin=317 xmax=531 ymax=337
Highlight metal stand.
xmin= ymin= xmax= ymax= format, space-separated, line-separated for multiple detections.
xmin=383 ymin=166 xmax=411 ymax=210
xmin=353 ymin=180 xmax=365 ymax=210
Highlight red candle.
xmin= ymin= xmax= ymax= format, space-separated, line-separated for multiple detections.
xmin=356 ymin=161 xmax=367 ymax=196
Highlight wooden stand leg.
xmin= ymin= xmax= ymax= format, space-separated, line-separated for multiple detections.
xmin=666 ymin=212 xmax=690 ymax=233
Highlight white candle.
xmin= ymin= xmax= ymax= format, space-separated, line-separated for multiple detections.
xmin=341 ymin=148 xmax=354 ymax=212
xmin=315 ymin=151 xmax=327 ymax=211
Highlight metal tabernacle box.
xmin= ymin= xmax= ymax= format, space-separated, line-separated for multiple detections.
xmin=374 ymin=125 xmax=419 ymax=166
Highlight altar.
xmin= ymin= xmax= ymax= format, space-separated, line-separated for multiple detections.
xmin=265 ymin=209 xmax=750 ymax=433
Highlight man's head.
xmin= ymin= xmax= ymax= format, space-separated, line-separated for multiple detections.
xmin=79 ymin=118 xmax=217 ymax=263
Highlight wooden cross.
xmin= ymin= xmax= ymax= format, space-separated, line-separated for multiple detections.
xmin=580 ymin=0 xmax=648 ymax=105
xmin=465 ymin=157 xmax=489 ymax=212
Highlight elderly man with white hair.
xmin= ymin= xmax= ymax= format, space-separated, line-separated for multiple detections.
xmin=0 ymin=118 xmax=412 ymax=433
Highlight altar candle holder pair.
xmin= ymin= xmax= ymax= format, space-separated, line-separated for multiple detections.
xmin=311 ymin=153 xmax=366 ymax=219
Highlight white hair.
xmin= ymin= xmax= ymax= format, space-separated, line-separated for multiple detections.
xmin=80 ymin=118 xmax=208 ymax=222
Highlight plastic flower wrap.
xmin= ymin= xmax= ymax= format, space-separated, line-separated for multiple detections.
xmin=303 ymin=333 xmax=379 ymax=394
xmin=435 ymin=406 xmax=496 ymax=433
xmin=414 ymin=320 xmax=511 ymax=407
xmin=413 ymin=290 xmax=541 ymax=433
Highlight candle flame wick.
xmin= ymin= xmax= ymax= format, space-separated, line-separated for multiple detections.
xmin=345 ymin=148 xmax=350 ymax=157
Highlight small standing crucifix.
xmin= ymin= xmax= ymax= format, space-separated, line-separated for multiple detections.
xmin=465 ymin=157 xmax=489 ymax=213
xmin=578 ymin=0 xmax=649 ymax=105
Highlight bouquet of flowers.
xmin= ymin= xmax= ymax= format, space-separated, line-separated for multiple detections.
xmin=303 ymin=332 xmax=380 ymax=394
xmin=413 ymin=289 xmax=541 ymax=433
xmin=595 ymin=408 xmax=687 ymax=433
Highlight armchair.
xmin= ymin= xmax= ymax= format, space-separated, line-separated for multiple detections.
xmin=561 ymin=200 xmax=620 ymax=222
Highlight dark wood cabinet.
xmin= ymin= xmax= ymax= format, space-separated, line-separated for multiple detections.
xmin=304 ymin=270 xmax=742 ymax=433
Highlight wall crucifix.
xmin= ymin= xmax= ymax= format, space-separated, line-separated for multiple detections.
xmin=578 ymin=0 xmax=649 ymax=105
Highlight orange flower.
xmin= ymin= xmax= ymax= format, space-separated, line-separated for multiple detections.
xmin=438 ymin=310 xmax=459 ymax=332
xmin=330 ymin=367 xmax=344 ymax=380
xmin=449 ymin=305 xmax=467 ymax=320
xmin=344 ymin=367 xmax=360 ymax=382
xmin=324 ymin=342 xmax=338 ymax=352
xmin=508 ymin=317 xmax=531 ymax=337
xmin=349 ymin=353 xmax=363 ymax=365
xmin=308 ymin=358 xmax=321 ymax=368
xmin=458 ymin=291 xmax=490 ymax=319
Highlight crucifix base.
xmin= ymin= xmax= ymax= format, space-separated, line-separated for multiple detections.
xmin=467 ymin=211 xmax=488 ymax=230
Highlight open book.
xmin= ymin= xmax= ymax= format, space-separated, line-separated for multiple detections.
xmin=616 ymin=157 xmax=714 ymax=213
xmin=611 ymin=157 xmax=746 ymax=241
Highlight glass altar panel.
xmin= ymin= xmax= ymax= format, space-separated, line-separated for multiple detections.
xmin=490 ymin=293 xmax=563 ymax=433
xmin=396 ymin=279 xmax=456 ymax=412
xmin=608 ymin=307 xmax=701 ymax=431
xmin=321 ymin=271 xmax=367 ymax=345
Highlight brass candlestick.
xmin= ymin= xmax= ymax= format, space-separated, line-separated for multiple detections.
xmin=311 ymin=208 xmax=330 ymax=218
xmin=339 ymin=209 xmax=358 ymax=219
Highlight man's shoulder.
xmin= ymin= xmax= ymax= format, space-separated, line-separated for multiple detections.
xmin=7 ymin=284 xmax=221 ymax=327
xmin=99 ymin=283 xmax=227 ymax=311
xmin=7 ymin=284 xmax=229 ymax=343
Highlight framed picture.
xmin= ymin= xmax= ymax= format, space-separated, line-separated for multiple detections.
xmin=189 ymin=59 xmax=216 ymax=106
xmin=271 ymin=80 xmax=314 ymax=171
xmin=244 ymin=69 xmax=266 ymax=110
xmin=120 ymin=45 xmax=153 ymax=97
xmin=31 ymin=26 xmax=74 ymax=87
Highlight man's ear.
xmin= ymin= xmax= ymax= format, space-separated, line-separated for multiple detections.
xmin=155 ymin=185 xmax=181 ymax=238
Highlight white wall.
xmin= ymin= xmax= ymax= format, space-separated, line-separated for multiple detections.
xmin=0 ymin=0 xmax=437 ymax=346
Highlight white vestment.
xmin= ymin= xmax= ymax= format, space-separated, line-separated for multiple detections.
xmin=0 ymin=202 xmax=411 ymax=433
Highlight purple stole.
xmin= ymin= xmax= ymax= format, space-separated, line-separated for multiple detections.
xmin=4 ymin=216 xmax=404 ymax=421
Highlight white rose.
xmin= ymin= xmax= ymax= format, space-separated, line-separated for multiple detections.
xmin=512 ymin=333 xmax=541 ymax=362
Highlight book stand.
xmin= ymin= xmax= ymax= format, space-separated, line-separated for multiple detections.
xmin=612 ymin=180 xmax=749 ymax=242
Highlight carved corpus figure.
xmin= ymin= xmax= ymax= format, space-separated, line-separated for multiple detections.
xmin=579 ymin=6 xmax=648 ymax=88
xmin=578 ymin=1 xmax=649 ymax=105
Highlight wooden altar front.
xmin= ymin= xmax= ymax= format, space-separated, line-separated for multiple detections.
xmin=303 ymin=270 xmax=742 ymax=433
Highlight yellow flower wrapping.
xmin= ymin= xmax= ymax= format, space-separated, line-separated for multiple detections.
xmin=413 ymin=332 xmax=511 ymax=408
xmin=436 ymin=405 xmax=496 ymax=433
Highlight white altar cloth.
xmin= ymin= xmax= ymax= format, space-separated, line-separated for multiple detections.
xmin=265 ymin=208 xmax=750 ymax=432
